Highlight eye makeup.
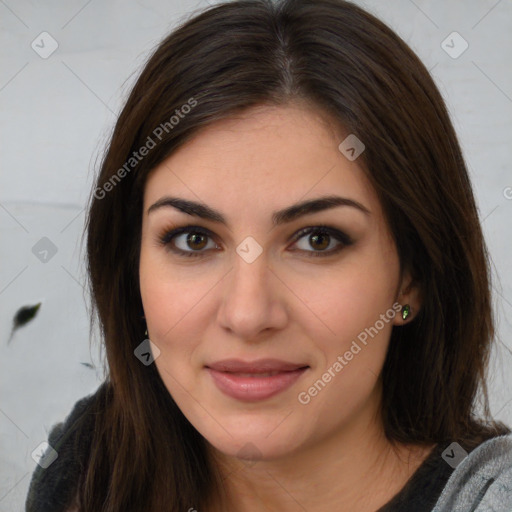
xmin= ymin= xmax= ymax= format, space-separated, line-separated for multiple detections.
xmin=156 ymin=222 xmax=354 ymax=259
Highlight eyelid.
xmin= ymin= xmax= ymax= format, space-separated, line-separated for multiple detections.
xmin=290 ymin=225 xmax=353 ymax=246
xmin=157 ymin=223 xmax=353 ymax=258
xmin=159 ymin=225 xmax=214 ymax=246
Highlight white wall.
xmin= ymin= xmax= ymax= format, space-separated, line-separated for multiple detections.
xmin=0 ymin=0 xmax=511 ymax=509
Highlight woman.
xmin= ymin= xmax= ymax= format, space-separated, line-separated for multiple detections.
xmin=25 ymin=0 xmax=512 ymax=511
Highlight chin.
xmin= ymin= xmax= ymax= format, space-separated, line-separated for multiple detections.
xmin=197 ymin=414 xmax=308 ymax=463
xmin=209 ymin=435 xmax=299 ymax=463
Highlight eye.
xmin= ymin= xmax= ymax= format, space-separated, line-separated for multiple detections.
xmin=290 ymin=225 xmax=353 ymax=257
xmin=158 ymin=224 xmax=353 ymax=258
xmin=158 ymin=226 xmax=219 ymax=258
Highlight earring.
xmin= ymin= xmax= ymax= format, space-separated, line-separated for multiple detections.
xmin=401 ymin=304 xmax=411 ymax=321
xmin=141 ymin=311 xmax=148 ymax=336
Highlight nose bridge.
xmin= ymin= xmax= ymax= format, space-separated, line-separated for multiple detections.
xmin=228 ymin=246 xmax=272 ymax=310
xmin=229 ymin=231 xmax=271 ymax=296
xmin=233 ymin=245 xmax=268 ymax=289
xmin=218 ymin=244 xmax=286 ymax=337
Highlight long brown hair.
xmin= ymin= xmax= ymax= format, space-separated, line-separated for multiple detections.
xmin=81 ymin=0 xmax=509 ymax=509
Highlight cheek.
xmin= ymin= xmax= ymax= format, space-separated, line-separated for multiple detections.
xmin=301 ymin=247 xmax=398 ymax=344
xmin=141 ymin=275 xmax=200 ymax=351
xmin=140 ymin=248 xmax=188 ymax=356
xmin=140 ymin=245 xmax=199 ymax=337
xmin=139 ymin=248 xmax=220 ymax=382
xmin=294 ymin=239 xmax=399 ymax=400
xmin=294 ymin=269 xmax=396 ymax=429
xmin=139 ymin=267 xmax=201 ymax=399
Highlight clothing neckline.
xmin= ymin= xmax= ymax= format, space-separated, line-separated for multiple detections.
xmin=376 ymin=442 xmax=454 ymax=511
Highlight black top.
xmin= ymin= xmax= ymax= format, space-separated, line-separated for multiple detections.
xmin=25 ymin=384 xmax=463 ymax=512
xmin=377 ymin=443 xmax=456 ymax=511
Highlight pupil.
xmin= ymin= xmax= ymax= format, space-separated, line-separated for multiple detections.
xmin=311 ymin=233 xmax=329 ymax=250
xmin=184 ymin=232 xmax=331 ymax=252
xmin=188 ymin=232 xmax=207 ymax=250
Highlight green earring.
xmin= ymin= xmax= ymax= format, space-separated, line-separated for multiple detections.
xmin=401 ymin=304 xmax=410 ymax=321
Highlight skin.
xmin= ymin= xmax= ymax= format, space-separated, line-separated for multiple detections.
xmin=139 ymin=102 xmax=431 ymax=511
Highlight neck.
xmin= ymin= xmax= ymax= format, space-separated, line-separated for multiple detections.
xmin=205 ymin=389 xmax=435 ymax=512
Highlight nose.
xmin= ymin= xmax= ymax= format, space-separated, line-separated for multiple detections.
xmin=217 ymin=249 xmax=288 ymax=341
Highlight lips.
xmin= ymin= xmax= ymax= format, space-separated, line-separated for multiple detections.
xmin=206 ymin=358 xmax=308 ymax=373
xmin=205 ymin=358 xmax=309 ymax=401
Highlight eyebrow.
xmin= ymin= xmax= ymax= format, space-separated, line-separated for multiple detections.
xmin=147 ymin=194 xmax=371 ymax=226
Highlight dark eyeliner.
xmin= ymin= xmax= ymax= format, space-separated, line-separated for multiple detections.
xmin=158 ymin=225 xmax=214 ymax=258
xmin=158 ymin=223 xmax=353 ymax=258
xmin=289 ymin=224 xmax=353 ymax=257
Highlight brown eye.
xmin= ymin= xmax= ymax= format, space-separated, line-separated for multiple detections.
xmin=159 ymin=224 xmax=353 ymax=259
xmin=309 ymin=232 xmax=330 ymax=251
xmin=291 ymin=225 xmax=353 ymax=257
xmin=159 ymin=226 xmax=218 ymax=257
xmin=186 ymin=232 xmax=208 ymax=250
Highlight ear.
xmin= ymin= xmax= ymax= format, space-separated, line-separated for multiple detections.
xmin=393 ymin=273 xmax=422 ymax=326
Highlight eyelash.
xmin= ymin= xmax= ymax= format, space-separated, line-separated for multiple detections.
xmin=157 ymin=224 xmax=353 ymax=259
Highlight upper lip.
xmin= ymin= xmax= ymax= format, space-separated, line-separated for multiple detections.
xmin=206 ymin=358 xmax=309 ymax=373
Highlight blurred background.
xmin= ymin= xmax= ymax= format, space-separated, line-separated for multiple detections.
xmin=1 ymin=0 xmax=511 ymax=509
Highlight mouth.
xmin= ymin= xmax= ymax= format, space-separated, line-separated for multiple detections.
xmin=205 ymin=358 xmax=310 ymax=402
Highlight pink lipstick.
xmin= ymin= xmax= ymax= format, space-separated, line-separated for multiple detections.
xmin=206 ymin=358 xmax=309 ymax=402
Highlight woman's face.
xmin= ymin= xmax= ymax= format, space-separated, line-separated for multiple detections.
xmin=139 ymin=103 xmax=414 ymax=461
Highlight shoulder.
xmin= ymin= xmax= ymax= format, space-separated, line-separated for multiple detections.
xmin=25 ymin=382 xmax=109 ymax=512
xmin=432 ymin=433 xmax=512 ymax=512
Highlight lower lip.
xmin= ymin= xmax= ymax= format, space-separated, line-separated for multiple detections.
xmin=206 ymin=367 xmax=308 ymax=402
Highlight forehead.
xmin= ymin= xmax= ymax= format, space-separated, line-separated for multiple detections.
xmin=143 ymin=103 xmax=378 ymax=219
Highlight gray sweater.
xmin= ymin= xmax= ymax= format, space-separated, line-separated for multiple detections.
xmin=432 ymin=433 xmax=512 ymax=511
xmin=25 ymin=384 xmax=512 ymax=511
